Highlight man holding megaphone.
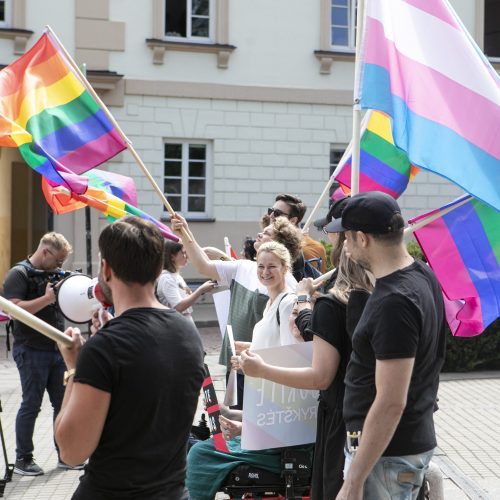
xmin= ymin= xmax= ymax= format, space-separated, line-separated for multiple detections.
xmin=3 ymin=232 xmax=75 ymax=476
xmin=54 ymin=216 xmax=205 ymax=500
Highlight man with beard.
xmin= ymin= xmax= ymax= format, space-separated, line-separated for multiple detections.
xmin=326 ymin=192 xmax=446 ymax=500
xmin=3 ymin=232 xmax=74 ymax=475
xmin=54 ymin=216 xmax=205 ymax=500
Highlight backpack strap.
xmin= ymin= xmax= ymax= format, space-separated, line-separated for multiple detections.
xmin=276 ymin=292 xmax=290 ymax=326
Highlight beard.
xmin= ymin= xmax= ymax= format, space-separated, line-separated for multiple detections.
xmin=98 ymin=269 xmax=113 ymax=306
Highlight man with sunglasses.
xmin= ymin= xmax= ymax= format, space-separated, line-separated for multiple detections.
xmin=266 ymin=194 xmax=327 ymax=274
xmin=3 ymin=232 xmax=77 ymax=476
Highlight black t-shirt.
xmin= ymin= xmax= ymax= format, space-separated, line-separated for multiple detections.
xmin=307 ymin=295 xmax=349 ymax=410
xmin=73 ymin=307 xmax=205 ymax=499
xmin=343 ymin=261 xmax=446 ymax=456
xmin=2 ymin=259 xmax=64 ymax=351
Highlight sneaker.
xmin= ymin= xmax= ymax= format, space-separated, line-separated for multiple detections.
xmin=14 ymin=458 xmax=44 ymax=476
xmin=57 ymin=460 xmax=85 ymax=471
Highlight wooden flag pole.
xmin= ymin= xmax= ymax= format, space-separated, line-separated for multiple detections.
xmin=350 ymin=0 xmax=367 ymax=196
xmin=405 ymin=196 xmax=471 ymax=236
xmin=313 ymin=268 xmax=336 ymax=287
xmin=0 ymin=296 xmax=73 ymax=347
xmin=45 ymin=26 xmax=191 ymax=242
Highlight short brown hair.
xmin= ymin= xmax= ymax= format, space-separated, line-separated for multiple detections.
xmin=275 ymin=194 xmax=307 ymax=223
xmin=98 ymin=216 xmax=164 ymax=285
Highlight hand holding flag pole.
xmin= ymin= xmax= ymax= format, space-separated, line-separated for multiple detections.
xmin=45 ymin=26 xmax=191 ymax=242
xmin=0 ymin=296 xmax=73 ymax=347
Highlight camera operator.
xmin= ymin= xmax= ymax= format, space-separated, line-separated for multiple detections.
xmin=2 ymin=231 xmax=77 ymax=476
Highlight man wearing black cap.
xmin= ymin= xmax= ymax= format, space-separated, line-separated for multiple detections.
xmin=328 ymin=192 xmax=446 ymax=500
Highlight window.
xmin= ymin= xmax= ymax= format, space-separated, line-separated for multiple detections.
xmin=165 ymin=0 xmax=214 ymax=41
xmin=0 ymin=0 xmax=11 ymax=27
xmin=163 ymin=141 xmax=212 ymax=218
xmin=331 ymin=0 xmax=357 ymax=50
xmin=329 ymin=146 xmax=345 ymax=198
xmin=485 ymin=0 xmax=500 ymax=58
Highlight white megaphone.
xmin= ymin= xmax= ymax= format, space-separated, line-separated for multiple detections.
xmin=56 ymin=274 xmax=110 ymax=324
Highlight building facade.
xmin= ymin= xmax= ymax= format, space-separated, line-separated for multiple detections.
xmin=0 ymin=0 xmax=498 ymax=279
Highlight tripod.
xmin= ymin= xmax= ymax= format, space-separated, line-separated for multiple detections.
xmin=0 ymin=400 xmax=14 ymax=498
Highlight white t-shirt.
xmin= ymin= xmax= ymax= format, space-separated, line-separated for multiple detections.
xmin=156 ymin=270 xmax=193 ymax=317
xmin=250 ymin=292 xmax=299 ymax=350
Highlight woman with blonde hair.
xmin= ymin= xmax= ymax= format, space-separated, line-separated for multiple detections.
xmin=241 ymin=247 xmax=374 ymax=499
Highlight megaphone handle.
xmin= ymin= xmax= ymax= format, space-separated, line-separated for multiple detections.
xmin=0 ymin=296 xmax=73 ymax=347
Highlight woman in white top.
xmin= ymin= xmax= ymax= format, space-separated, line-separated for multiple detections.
xmin=235 ymin=240 xmax=301 ymax=352
xmin=156 ymin=240 xmax=216 ymax=322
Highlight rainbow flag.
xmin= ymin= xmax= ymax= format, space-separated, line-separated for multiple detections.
xmin=42 ymin=176 xmax=179 ymax=242
xmin=84 ymin=169 xmax=137 ymax=207
xmin=334 ymin=110 xmax=419 ymax=198
xmin=410 ymin=196 xmax=500 ymax=337
xmin=358 ymin=0 xmax=500 ymax=210
xmin=0 ymin=31 xmax=126 ymax=194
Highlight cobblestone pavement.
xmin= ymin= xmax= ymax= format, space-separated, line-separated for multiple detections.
xmin=1 ymin=328 xmax=499 ymax=499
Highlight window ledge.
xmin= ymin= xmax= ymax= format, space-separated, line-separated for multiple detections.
xmin=314 ymin=50 xmax=355 ymax=74
xmin=488 ymin=57 xmax=500 ymax=71
xmin=146 ymin=38 xmax=236 ymax=68
xmin=87 ymin=70 xmax=124 ymax=91
xmin=0 ymin=27 xmax=34 ymax=55
xmin=161 ymin=216 xmax=216 ymax=223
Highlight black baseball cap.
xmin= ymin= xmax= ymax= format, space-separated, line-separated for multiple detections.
xmin=325 ymin=191 xmax=405 ymax=234
xmin=313 ymin=197 xmax=349 ymax=229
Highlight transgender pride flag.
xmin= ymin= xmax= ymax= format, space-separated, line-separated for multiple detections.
xmin=410 ymin=196 xmax=500 ymax=337
xmin=358 ymin=0 xmax=500 ymax=210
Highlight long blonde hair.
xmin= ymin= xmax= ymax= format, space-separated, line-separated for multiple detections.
xmin=330 ymin=248 xmax=374 ymax=304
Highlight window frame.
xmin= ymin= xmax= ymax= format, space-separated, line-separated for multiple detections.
xmin=329 ymin=145 xmax=346 ymax=198
xmin=330 ymin=0 xmax=357 ymax=51
xmin=163 ymin=140 xmax=213 ymax=220
xmin=0 ymin=0 xmax=12 ymax=28
xmin=164 ymin=0 xmax=215 ymax=44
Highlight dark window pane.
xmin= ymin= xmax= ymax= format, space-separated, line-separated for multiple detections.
xmin=332 ymin=0 xmax=348 ymax=6
xmin=188 ymin=196 xmax=205 ymax=212
xmin=189 ymin=162 xmax=206 ymax=177
xmin=189 ymin=144 xmax=206 ymax=160
xmin=164 ymin=161 xmax=182 ymax=176
xmin=330 ymin=148 xmax=344 ymax=166
xmin=189 ymin=179 xmax=206 ymax=195
xmin=165 ymin=179 xmax=182 ymax=194
xmin=191 ymin=17 xmax=209 ymax=37
xmin=485 ymin=1 xmax=500 ymax=57
xmin=165 ymin=2 xmax=186 ymax=37
xmin=332 ymin=6 xmax=348 ymax=25
xmin=332 ymin=27 xmax=348 ymax=46
xmin=166 ymin=196 xmax=182 ymax=212
xmin=192 ymin=0 xmax=209 ymax=16
xmin=0 ymin=2 xmax=5 ymax=22
xmin=164 ymin=143 xmax=182 ymax=159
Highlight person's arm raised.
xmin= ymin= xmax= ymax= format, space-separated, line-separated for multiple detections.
xmin=170 ymin=213 xmax=220 ymax=281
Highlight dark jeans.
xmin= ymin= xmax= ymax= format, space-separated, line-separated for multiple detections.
xmin=13 ymin=343 xmax=66 ymax=460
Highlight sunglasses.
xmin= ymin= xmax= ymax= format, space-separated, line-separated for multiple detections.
xmin=267 ymin=207 xmax=290 ymax=218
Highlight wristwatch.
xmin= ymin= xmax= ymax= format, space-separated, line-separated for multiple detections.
xmin=63 ymin=368 xmax=76 ymax=386
xmin=296 ymin=295 xmax=311 ymax=304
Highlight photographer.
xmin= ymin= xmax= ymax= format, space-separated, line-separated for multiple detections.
xmin=2 ymin=232 xmax=76 ymax=476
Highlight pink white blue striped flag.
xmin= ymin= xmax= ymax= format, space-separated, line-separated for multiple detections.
xmin=358 ymin=0 xmax=500 ymax=210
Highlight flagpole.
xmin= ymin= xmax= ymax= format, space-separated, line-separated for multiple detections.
xmin=44 ymin=26 xmax=191 ymax=242
xmin=405 ymin=196 xmax=471 ymax=235
xmin=350 ymin=0 xmax=366 ymax=196
xmin=0 ymin=296 xmax=73 ymax=347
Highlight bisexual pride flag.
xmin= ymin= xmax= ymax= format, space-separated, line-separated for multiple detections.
xmin=334 ymin=110 xmax=419 ymax=199
xmin=410 ymin=196 xmax=500 ymax=337
xmin=0 ymin=31 xmax=126 ymax=193
xmin=358 ymin=0 xmax=500 ymax=210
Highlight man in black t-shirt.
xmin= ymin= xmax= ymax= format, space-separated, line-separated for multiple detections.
xmin=326 ymin=192 xmax=446 ymax=500
xmin=3 ymin=232 xmax=72 ymax=476
xmin=55 ymin=217 xmax=205 ymax=500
